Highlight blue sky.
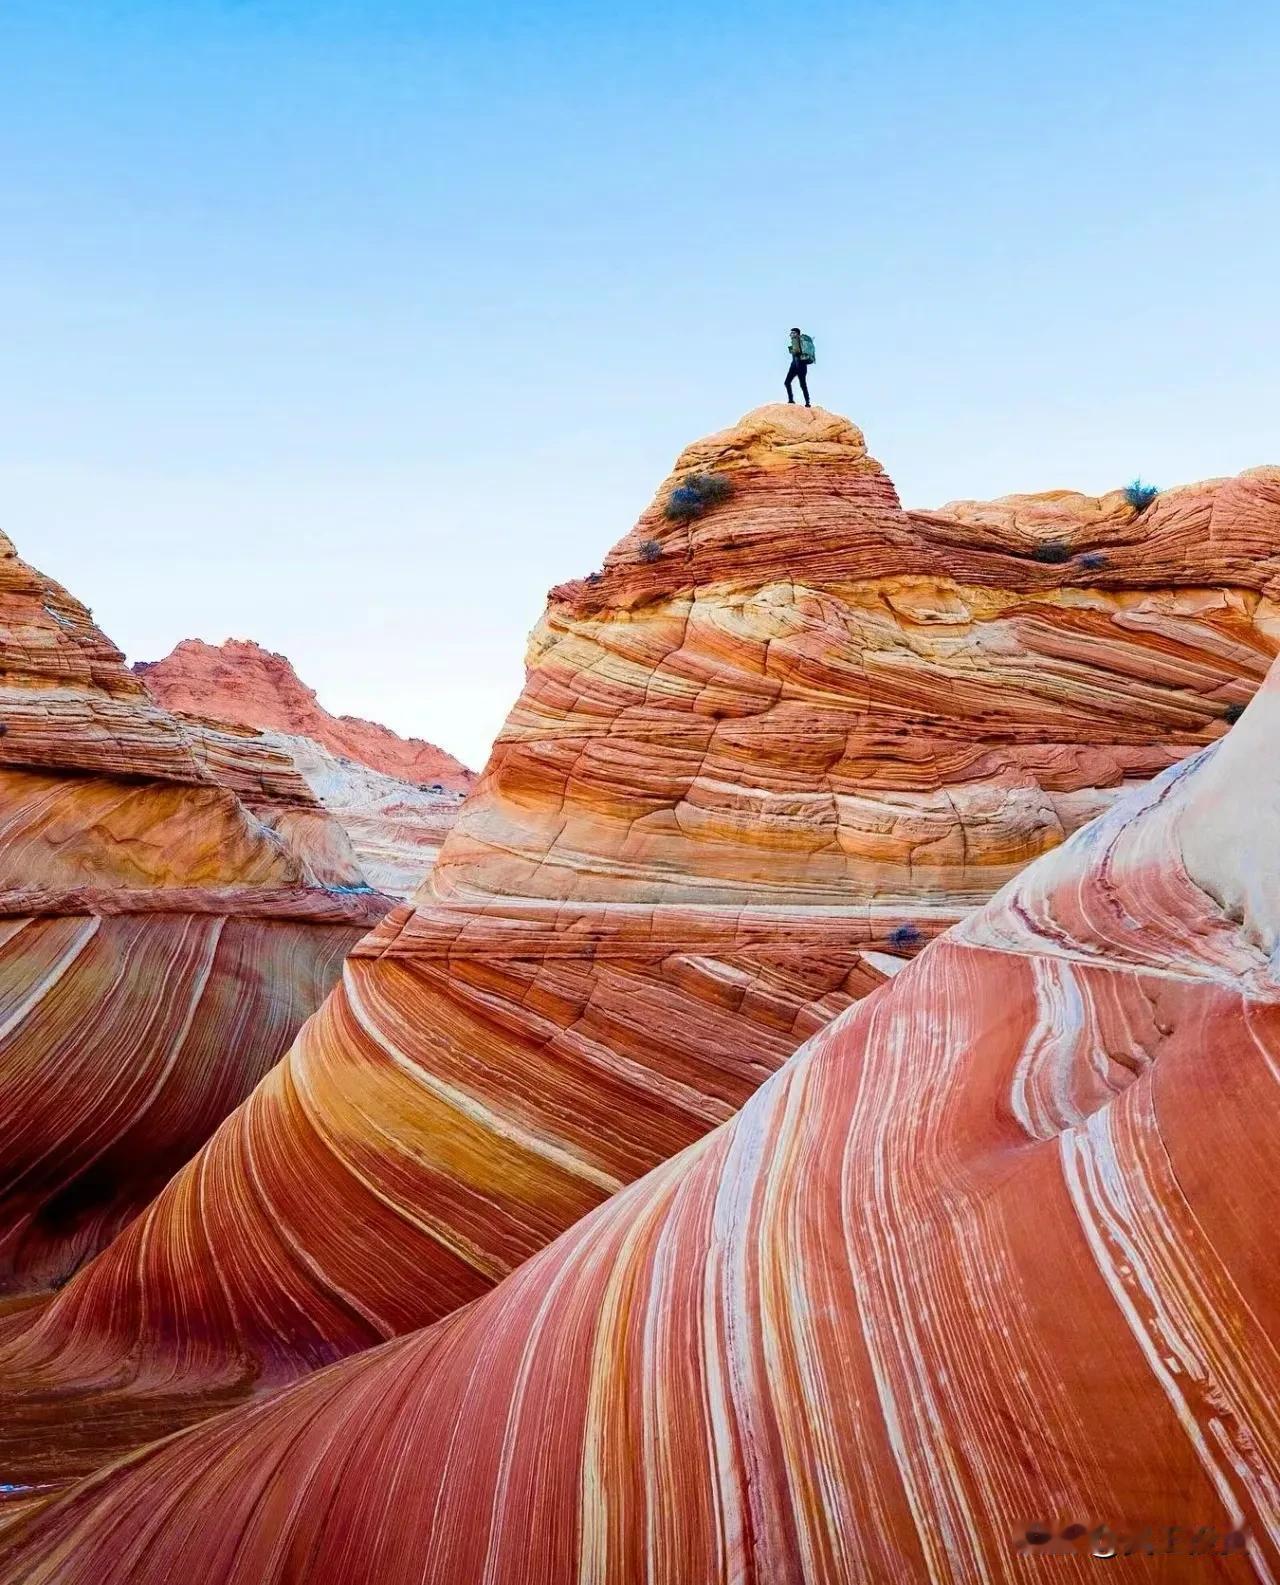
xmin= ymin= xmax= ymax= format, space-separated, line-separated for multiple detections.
xmin=1 ymin=0 xmax=1277 ymax=767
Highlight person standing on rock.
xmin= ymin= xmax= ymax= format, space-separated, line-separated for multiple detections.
xmin=785 ymin=327 xmax=815 ymax=406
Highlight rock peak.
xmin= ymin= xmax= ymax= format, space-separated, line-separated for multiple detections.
xmin=673 ymin=403 xmax=872 ymax=475
xmin=547 ymin=402 xmax=898 ymax=612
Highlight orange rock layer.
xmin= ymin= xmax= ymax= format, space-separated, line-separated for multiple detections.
xmin=6 ymin=631 xmax=1278 ymax=1583
xmin=0 ymin=407 xmax=1275 ymax=1503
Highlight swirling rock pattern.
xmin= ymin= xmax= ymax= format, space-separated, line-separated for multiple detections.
xmin=0 ymin=531 xmax=387 ymax=1297
xmin=1 ymin=407 xmax=1277 ymax=1500
xmin=0 ymin=914 xmax=357 ymax=1296
xmin=0 ymin=896 xmax=912 ymax=1485
xmin=6 ymin=640 xmax=1279 ymax=1583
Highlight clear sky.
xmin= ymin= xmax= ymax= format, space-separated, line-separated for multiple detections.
xmin=1 ymin=1 xmax=1277 ymax=768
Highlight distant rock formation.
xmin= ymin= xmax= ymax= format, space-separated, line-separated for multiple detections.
xmin=168 ymin=713 xmax=462 ymax=900
xmin=3 ymin=406 xmax=1275 ymax=1499
xmin=136 ymin=639 xmax=472 ymax=897
xmin=0 ymin=527 xmax=388 ymax=1301
xmin=135 ymin=637 xmax=473 ymax=792
xmin=7 ymin=599 xmax=1280 ymax=1584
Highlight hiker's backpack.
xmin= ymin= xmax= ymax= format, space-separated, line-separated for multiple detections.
xmin=800 ymin=333 xmax=816 ymax=365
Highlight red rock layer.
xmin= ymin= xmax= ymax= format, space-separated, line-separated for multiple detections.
xmin=6 ymin=649 xmax=1278 ymax=1584
xmin=0 ymin=407 xmax=1275 ymax=1498
xmin=136 ymin=637 xmax=475 ymax=792
xmin=0 ymin=898 xmax=911 ymax=1485
xmin=0 ymin=530 xmax=387 ymax=1297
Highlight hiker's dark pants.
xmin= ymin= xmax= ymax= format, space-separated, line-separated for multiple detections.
xmin=786 ymin=358 xmax=810 ymax=404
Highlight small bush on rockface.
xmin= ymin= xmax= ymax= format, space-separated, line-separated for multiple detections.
xmin=638 ymin=539 xmax=663 ymax=563
xmin=663 ymin=470 xmax=733 ymax=522
xmin=1223 ymin=702 xmax=1247 ymax=725
xmin=888 ymin=923 xmax=923 ymax=950
xmin=665 ymin=486 xmax=702 ymax=520
xmin=585 ymin=570 xmax=603 ymax=585
xmin=1030 ymin=540 xmax=1072 ymax=565
xmin=690 ymin=471 xmax=732 ymax=506
xmin=1078 ymin=551 xmax=1110 ymax=571
xmin=1123 ymin=478 xmax=1160 ymax=512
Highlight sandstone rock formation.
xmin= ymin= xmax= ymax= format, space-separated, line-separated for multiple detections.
xmin=6 ymin=626 xmax=1278 ymax=1583
xmin=1 ymin=406 xmax=1275 ymax=1502
xmin=264 ymin=731 xmax=463 ymax=898
xmin=0 ymin=529 xmax=387 ymax=1299
xmin=137 ymin=640 xmax=471 ymax=896
xmin=468 ymin=409 xmax=1278 ymax=907
xmin=136 ymin=638 xmax=474 ymax=791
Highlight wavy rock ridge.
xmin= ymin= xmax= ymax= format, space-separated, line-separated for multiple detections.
xmin=1 ymin=406 xmax=1276 ymax=1497
xmin=6 ymin=619 xmax=1279 ymax=1583
xmin=0 ymin=529 xmax=386 ymax=1299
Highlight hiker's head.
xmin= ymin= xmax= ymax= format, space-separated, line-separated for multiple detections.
xmin=790 ymin=327 xmax=801 ymax=337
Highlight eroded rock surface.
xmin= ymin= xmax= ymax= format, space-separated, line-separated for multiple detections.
xmin=241 ymin=727 xmax=463 ymax=900
xmin=0 ymin=407 xmax=1274 ymax=1499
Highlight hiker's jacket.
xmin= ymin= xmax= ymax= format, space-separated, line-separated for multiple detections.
xmin=788 ymin=333 xmax=816 ymax=363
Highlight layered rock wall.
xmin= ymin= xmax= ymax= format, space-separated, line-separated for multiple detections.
xmin=7 ymin=635 xmax=1279 ymax=1583
xmin=448 ymin=412 xmax=1277 ymax=906
xmin=0 ymin=530 xmax=386 ymax=1297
